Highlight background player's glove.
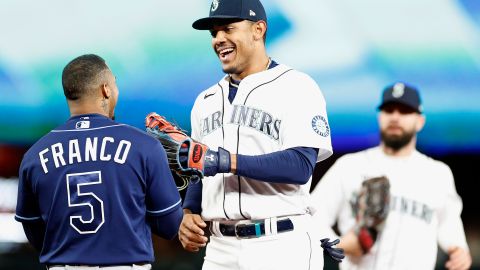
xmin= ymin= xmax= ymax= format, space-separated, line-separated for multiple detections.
xmin=351 ymin=176 xmax=390 ymax=253
xmin=320 ymin=238 xmax=345 ymax=263
xmin=145 ymin=112 xmax=231 ymax=181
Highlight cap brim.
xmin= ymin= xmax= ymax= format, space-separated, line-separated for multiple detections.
xmin=192 ymin=16 xmax=244 ymax=30
xmin=378 ymin=101 xmax=421 ymax=113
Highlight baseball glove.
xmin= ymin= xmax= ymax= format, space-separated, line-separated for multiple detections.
xmin=145 ymin=112 xmax=231 ymax=189
xmin=145 ymin=112 xmax=202 ymax=190
xmin=352 ymin=176 xmax=390 ymax=253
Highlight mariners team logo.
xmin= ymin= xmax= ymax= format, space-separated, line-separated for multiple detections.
xmin=311 ymin=115 xmax=330 ymax=137
xmin=211 ymin=0 xmax=219 ymax=12
xmin=392 ymin=83 xmax=405 ymax=98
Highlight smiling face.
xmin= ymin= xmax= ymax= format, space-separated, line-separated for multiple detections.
xmin=210 ymin=19 xmax=267 ymax=80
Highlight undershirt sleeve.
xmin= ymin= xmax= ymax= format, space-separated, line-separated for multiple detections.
xmin=183 ymin=147 xmax=318 ymax=212
xmin=236 ymin=147 xmax=318 ymax=184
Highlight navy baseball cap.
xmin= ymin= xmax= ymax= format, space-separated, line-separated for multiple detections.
xmin=192 ymin=0 xmax=267 ymax=30
xmin=378 ymin=82 xmax=422 ymax=113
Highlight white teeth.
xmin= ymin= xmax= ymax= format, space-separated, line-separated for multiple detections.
xmin=219 ymin=48 xmax=234 ymax=55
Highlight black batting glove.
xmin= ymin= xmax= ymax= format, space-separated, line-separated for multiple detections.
xmin=321 ymin=238 xmax=345 ymax=263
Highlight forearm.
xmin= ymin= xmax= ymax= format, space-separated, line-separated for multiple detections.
xmin=230 ymin=153 xmax=237 ymax=174
xmin=235 ymin=147 xmax=318 ymax=184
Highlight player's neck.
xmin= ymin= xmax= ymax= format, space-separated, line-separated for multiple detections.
xmin=230 ymin=54 xmax=270 ymax=81
xmin=68 ymin=100 xmax=110 ymax=118
xmin=380 ymin=138 xmax=417 ymax=157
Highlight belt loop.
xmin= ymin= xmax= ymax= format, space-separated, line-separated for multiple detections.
xmin=210 ymin=220 xmax=222 ymax=236
xmin=264 ymin=218 xmax=271 ymax=236
xmin=271 ymin=216 xmax=278 ymax=234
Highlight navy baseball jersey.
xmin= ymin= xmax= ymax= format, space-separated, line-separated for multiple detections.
xmin=15 ymin=114 xmax=181 ymax=265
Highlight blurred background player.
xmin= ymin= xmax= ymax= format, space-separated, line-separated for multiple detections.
xmin=15 ymin=54 xmax=183 ymax=269
xmin=311 ymin=82 xmax=472 ymax=270
xmin=174 ymin=0 xmax=343 ymax=269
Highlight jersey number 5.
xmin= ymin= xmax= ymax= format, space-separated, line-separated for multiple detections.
xmin=66 ymin=171 xmax=105 ymax=234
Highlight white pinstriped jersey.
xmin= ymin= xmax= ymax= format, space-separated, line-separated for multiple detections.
xmin=190 ymin=64 xmax=333 ymax=221
xmin=311 ymin=146 xmax=469 ymax=270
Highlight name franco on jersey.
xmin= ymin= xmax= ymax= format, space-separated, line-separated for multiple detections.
xmin=38 ymin=136 xmax=132 ymax=174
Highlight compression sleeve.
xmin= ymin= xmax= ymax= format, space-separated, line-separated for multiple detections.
xmin=21 ymin=220 xmax=46 ymax=251
xmin=147 ymin=206 xmax=183 ymax=240
xmin=182 ymin=180 xmax=203 ymax=214
xmin=236 ymin=147 xmax=318 ymax=185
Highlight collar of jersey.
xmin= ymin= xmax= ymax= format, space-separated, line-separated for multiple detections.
xmin=373 ymin=146 xmax=419 ymax=162
xmin=68 ymin=113 xmax=109 ymax=121
xmin=220 ymin=63 xmax=291 ymax=88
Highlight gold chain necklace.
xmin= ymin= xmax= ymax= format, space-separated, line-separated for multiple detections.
xmin=229 ymin=57 xmax=271 ymax=87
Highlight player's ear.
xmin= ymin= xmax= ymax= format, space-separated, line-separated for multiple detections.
xmin=252 ymin=21 xmax=267 ymax=41
xmin=415 ymin=114 xmax=426 ymax=132
xmin=102 ymin=83 xmax=111 ymax=99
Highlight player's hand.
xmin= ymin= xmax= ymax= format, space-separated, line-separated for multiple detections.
xmin=338 ymin=230 xmax=364 ymax=257
xmin=178 ymin=210 xmax=208 ymax=252
xmin=445 ymin=246 xmax=472 ymax=270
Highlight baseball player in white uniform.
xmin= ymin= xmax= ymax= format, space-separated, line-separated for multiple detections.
xmin=177 ymin=0 xmax=342 ymax=269
xmin=311 ymin=82 xmax=472 ymax=270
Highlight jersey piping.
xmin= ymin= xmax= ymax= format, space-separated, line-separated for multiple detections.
xmin=235 ymin=68 xmax=294 ymax=219
xmin=218 ymin=82 xmax=231 ymax=220
xmin=146 ymin=199 xmax=182 ymax=214
xmin=15 ymin=214 xmax=42 ymax=221
xmin=307 ymin=232 xmax=312 ymax=270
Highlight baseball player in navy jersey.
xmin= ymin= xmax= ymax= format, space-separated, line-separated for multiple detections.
xmin=175 ymin=0 xmax=343 ymax=269
xmin=15 ymin=54 xmax=183 ymax=269
xmin=311 ymin=83 xmax=472 ymax=270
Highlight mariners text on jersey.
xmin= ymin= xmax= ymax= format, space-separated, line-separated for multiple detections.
xmin=38 ymin=136 xmax=132 ymax=174
xmin=202 ymin=105 xmax=281 ymax=140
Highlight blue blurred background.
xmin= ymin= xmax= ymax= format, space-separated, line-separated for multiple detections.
xmin=0 ymin=0 xmax=479 ymax=269
xmin=1 ymin=0 xmax=480 ymax=154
